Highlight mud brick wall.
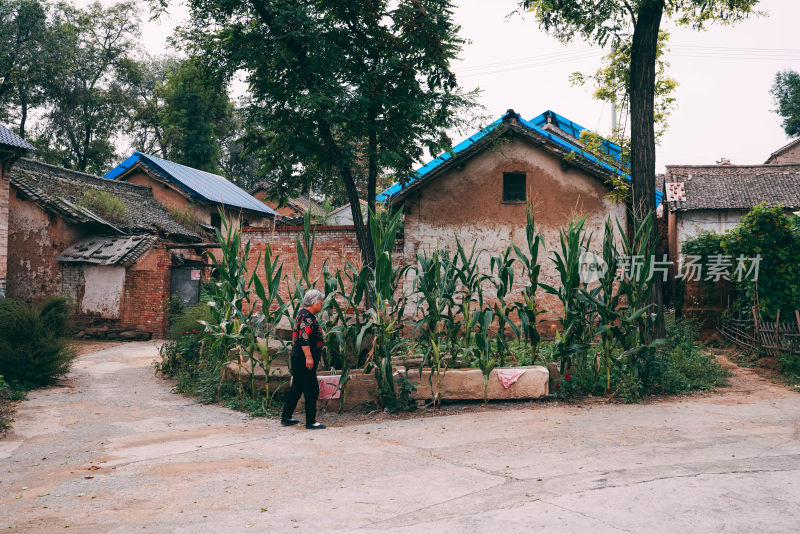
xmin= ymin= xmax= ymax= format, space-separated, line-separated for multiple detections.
xmin=121 ymin=243 xmax=172 ymax=337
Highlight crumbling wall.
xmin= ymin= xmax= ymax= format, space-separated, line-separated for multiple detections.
xmin=7 ymin=187 xmax=87 ymax=302
xmin=402 ymin=136 xmax=626 ymax=326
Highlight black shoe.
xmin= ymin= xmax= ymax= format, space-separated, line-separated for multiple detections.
xmin=281 ymin=418 xmax=300 ymax=426
xmin=305 ymin=422 xmax=326 ymax=429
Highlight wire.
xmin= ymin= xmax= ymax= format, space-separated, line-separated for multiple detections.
xmin=455 ymin=44 xmax=800 ymax=80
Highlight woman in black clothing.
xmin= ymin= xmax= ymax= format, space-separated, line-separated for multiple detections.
xmin=281 ymin=289 xmax=326 ymax=429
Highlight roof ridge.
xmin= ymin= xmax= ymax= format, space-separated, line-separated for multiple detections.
xmin=666 ymin=163 xmax=800 ymax=169
xmin=18 ymin=158 xmax=153 ymax=196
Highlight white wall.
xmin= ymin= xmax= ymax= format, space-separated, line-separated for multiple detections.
xmin=80 ymin=265 xmax=125 ymax=318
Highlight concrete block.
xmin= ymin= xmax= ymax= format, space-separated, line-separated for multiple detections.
xmin=405 ymin=366 xmax=549 ymax=401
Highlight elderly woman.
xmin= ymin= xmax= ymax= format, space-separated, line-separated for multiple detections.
xmin=281 ymin=289 xmax=326 ymax=429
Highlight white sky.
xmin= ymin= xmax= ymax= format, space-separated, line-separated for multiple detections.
xmin=120 ymin=0 xmax=800 ymax=172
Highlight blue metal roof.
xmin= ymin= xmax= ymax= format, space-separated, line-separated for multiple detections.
xmin=105 ymin=153 xmax=277 ymax=216
xmin=528 ymin=110 xmax=624 ymax=163
xmin=378 ymin=109 xmax=662 ymax=205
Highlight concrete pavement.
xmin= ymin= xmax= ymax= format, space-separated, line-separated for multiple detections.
xmin=1 ymin=342 xmax=799 ymax=533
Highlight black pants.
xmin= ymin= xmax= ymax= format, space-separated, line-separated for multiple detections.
xmin=281 ymin=360 xmax=319 ymax=424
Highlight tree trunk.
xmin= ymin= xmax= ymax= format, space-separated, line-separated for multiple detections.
xmin=630 ymin=0 xmax=665 ymax=336
xmin=315 ymin=116 xmax=376 ymax=270
xmin=366 ymin=104 xmax=378 ymax=255
xmin=18 ymin=92 xmax=28 ymax=139
xmin=251 ymin=0 xmax=376 ymax=271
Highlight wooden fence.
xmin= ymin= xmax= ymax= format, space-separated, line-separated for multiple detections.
xmin=718 ymin=308 xmax=800 ymax=357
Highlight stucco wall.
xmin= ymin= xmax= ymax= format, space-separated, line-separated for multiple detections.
xmin=401 ymin=136 xmax=627 ymax=322
xmin=7 ymin=187 xmax=87 ymax=302
xmin=80 ymin=265 xmax=126 ymax=318
xmin=674 ymin=209 xmax=750 ymax=253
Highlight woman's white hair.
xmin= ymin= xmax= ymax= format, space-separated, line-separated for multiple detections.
xmin=302 ymin=289 xmax=324 ymax=307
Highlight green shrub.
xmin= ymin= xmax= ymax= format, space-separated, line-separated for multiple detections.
xmin=778 ymin=353 xmax=800 ymax=381
xmin=658 ymin=320 xmax=730 ymax=394
xmin=722 ymin=204 xmax=800 ymax=317
xmin=168 ymin=304 xmax=213 ymax=340
xmin=0 ymin=296 xmax=77 ymax=388
xmin=81 ymin=189 xmax=128 ymax=223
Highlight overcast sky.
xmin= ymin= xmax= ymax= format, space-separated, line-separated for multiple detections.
xmin=127 ymin=0 xmax=800 ymax=172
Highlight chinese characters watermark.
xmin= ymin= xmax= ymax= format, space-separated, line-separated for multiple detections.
xmin=579 ymin=254 xmax=761 ymax=284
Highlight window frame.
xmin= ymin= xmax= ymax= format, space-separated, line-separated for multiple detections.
xmin=502 ymin=172 xmax=527 ymax=203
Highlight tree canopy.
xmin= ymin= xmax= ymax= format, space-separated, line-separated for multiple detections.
xmin=179 ymin=0 xmax=480 ymax=266
xmin=31 ymin=1 xmax=140 ymax=174
xmin=771 ymin=69 xmax=800 ymax=138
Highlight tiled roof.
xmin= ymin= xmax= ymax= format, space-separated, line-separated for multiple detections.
xmin=10 ymin=158 xmax=200 ymax=240
xmin=58 ymin=235 xmax=158 ymax=266
xmin=0 ymin=124 xmax=34 ymax=151
xmin=105 ymin=153 xmax=278 ymax=217
xmin=251 ymin=182 xmax=325 ymax=217
xmin=664 ymin=164 xmax=800 ymax=212
xmin=378 ymin=109 xmax=663 ymax=206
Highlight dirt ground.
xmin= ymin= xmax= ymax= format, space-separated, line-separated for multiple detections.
xmin=1 ymin=341 xmax=799 ymax=533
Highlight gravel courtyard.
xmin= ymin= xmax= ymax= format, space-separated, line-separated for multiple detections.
xmin=1 ymin=342 xmax=799 ymax=533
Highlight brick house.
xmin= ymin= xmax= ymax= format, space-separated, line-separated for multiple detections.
xmin=0 ymin=124 xmax=34 ymax=299
xmin=250 ymin=182 xmax=324 ymax=220
xmin=765 ymin=138 xmax=800 ymax=164
xmin=379 ymin=109 xmax=650 ymax=319
xmin=663 ymin=163 xmax=800 ymax=270
xmin=8 ymin=158 xmax=202 ymax=338
xmin=105 ymin=152 xmax=279 ymax=231
xmin=325 ymin=200 xmax=369 ymax=226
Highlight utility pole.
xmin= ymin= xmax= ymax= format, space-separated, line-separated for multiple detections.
xmin=611 ymin=100 xmax=618 ymax=133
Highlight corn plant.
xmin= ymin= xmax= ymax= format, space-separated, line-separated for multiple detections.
xmin=414 ymin=249 xmax=457 ymax=407
xmin=578 ymin=217 xmax=620 ymax=393
xmin=469 ymin=308 xmax=498 ymax=404
xmin=201 ymin=211 xmax=265 ymax=400
xmin=251 ymin=242 xmax=290 ymax=402
xmin=489 ymin=246 xmax=520 ymax=366
xmin=285 ymin=210 xmax=319 ymax=322
xmin=540 ymin=217 xmax=593 ymax=372
xmin=450 ymin=237 xmax=485 ymax=361
xmin=322 ymin=261 xmax=370 ymax=412
xmin=512 ymin=205 xmax=545 ymax=361
xmin=362 ymin=208 xmax=413 ymax=410
xmin=613 ymin=213 xmax=667 ymax=395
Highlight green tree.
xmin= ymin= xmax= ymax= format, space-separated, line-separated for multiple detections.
xmin=159 ymin=57 xmax=233 ymax=173
xmin=0 ymin=0 xmax=58 ymax=138
xmin=32 ymin=1 xmax=139 ymax=174
xmin=520 ymin=0 xmax=759 ymax=220
xmin=771 ymin=69 xmax=800 ymax=138
xmin=570 ymin=30 xmax=678 ymax=152
xmin=128 ymin=54 xmax=180 ymax=156
xmin=521 ymin=0 xmax=760 ymax=335
xmin=179 ymin=0 xmax=479 ymax=267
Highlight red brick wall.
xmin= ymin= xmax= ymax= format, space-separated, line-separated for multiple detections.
xmin=121 ymin=243 xmax=172 ymax=337
xmin=0 ymin=165 xmax=8 ymax=298
xmin=243 ymin=225 xmax=366 ymax=304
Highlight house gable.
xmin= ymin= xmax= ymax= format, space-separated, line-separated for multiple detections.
xmin=106 ymin=152 xmax=278 ymax=218
xmin=379 ymin=109 xmax=660 ymax=206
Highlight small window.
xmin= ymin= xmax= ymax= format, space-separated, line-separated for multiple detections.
xmin=210 ymin=212 xmax=222 ymax=228
xmin=503 ymin=172 xmax=526 ymax=202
